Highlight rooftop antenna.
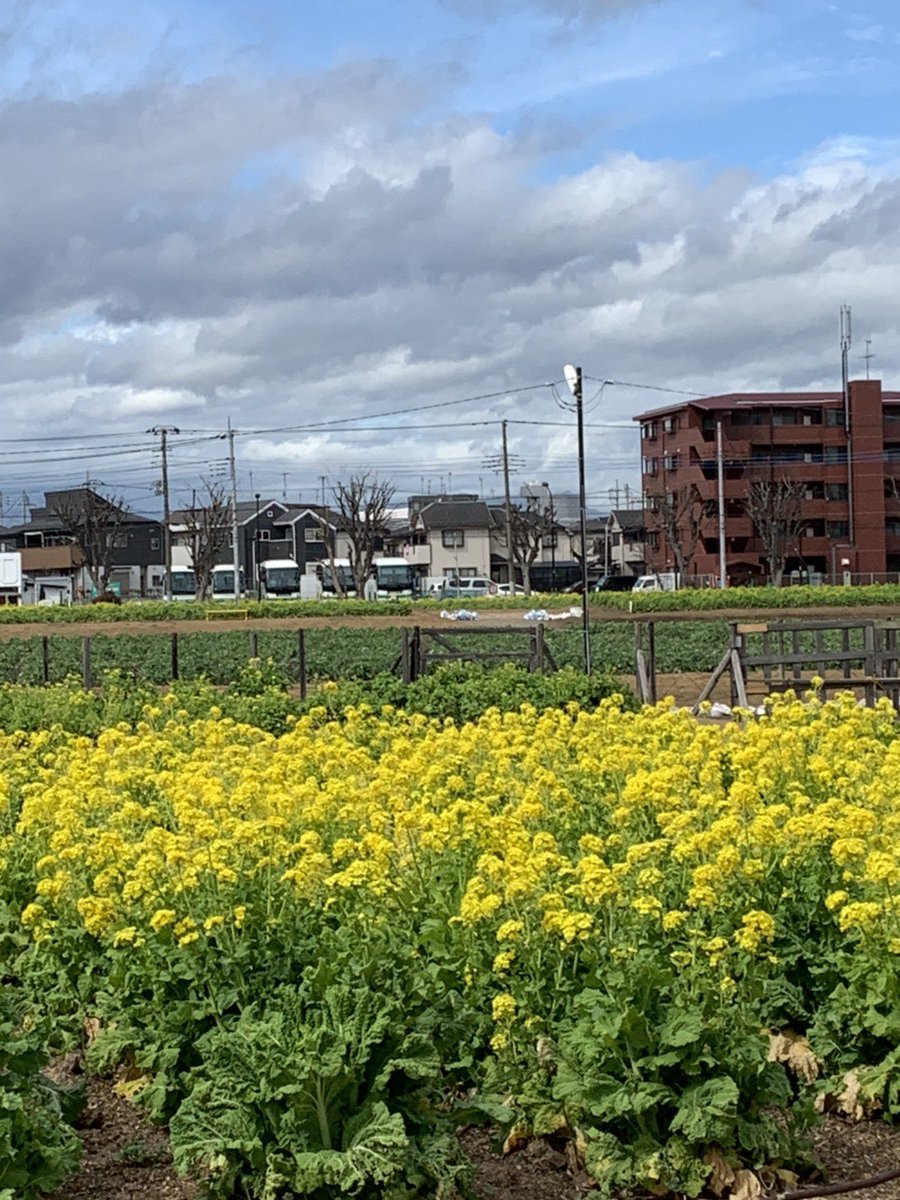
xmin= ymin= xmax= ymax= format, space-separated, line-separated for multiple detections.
xmin=861 ymin=338 xmax=875 ymax=380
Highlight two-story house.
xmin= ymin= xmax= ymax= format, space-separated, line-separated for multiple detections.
xmin=3 ymin=488 xmax=163 ymax=598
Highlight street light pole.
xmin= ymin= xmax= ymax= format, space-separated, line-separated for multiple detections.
xmin=254 ymin=492 xmax=262 ymax=601
xmin=563 ymin=365 xmax=591 ymax=674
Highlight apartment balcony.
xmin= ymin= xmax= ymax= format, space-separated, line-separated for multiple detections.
xmin=20 ymin=545 xmax=83 ymax=572
xmin=403 ymin=544 xmax=432 ymax=567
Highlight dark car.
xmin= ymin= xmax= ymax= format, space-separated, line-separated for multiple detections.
xmin=594 ymin=574 xmax=637 ymax=592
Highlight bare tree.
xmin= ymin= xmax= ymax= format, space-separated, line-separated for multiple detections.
xmin=744 ymin=478 xmax=805 ymax=587
xmin=49 ymin=487 xmax=129 ymax=596
xmin=647 ymin=486 xmax=713 ymax=582
xmin=329 ymin=474 xmax=394 ymax=596
xmin=179 ymin=481 xmax=232 ymax=599
xmin=508 ymin=505 xmax=556 ymax=596
xmin=314 ymin=510 xmax=347 ymax=598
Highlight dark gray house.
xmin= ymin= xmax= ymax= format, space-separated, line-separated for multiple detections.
xmin=2 ymin=488 xmax=163 ymax=598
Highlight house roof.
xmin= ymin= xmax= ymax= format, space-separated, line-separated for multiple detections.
xmin=419 ymin=500 xmax=493 ymax=530
xmin=609 ymin=509 xmax=646 ymax=531
xmin=234 ymin=499 xmax=286 ymax=524
xmin=276 ymin=506 xmax=341 ymax=527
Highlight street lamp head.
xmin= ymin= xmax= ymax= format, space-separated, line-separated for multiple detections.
xmin=563 ymin=365 xmax=580 ymax=397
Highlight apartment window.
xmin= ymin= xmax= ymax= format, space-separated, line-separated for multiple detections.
xmin=304 ymin=526 xmax=324 ymax=542
xmin=730 ymin=409 xmax=752 ymax=427
xmin=772 ymin=409 xmax=796 ymax=426
xmin=827 ymin=521 xmax=850 ymax=539
xmin=113 ymin=533 xmax=128 ymax=549
xmin=442 ymin=529 xmax=465 ymax=548
xmin=150 ymin=536 xmax=160 ymax=550
xmin=803 ymin=483 xmax=824 ymax=501
xmin=825 ymin=408 xmax=846 ymax=427
xmin=886 ymin=444 xmax=900 ymax=463
xmin=646 ymin=532 xmax=659 ymax=549
xmin=662 ymin=416 xmax=679 ymax=434
xmin=825 ymin=483 xmax=848 ymax=502
xmin=824 ymin=446 xmax=848 ymax=465
xmin=887 ymin=520 xmax=900 ymax=537
xmin=663 ymin=454 xmax=680 ymax=471
xmin=642 ymin=457 xmax=658 ymax=476
xmin=642 ymin=422 xmax=657 ymax=440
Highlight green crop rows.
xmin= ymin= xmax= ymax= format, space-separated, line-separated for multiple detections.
xmin=0 ymin=623 xmax=730 ymax=685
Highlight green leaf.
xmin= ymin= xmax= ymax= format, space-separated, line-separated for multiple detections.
xmin=669 ymin=1077 xmax=739 ymax=1143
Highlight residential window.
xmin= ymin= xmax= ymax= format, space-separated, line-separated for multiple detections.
xmin=663 ymin=454 xmax=680 ymax=471
xmin=886 ymin=444 xmax=900 ymax=463
xmin=646 ymin=532 xmax=659 ymax=549
xmin=442 ymin=529 xmax=465 ymax=548
xmin=642 ymin=422 xmax=657 ymax=440
xmin=825 ymin=483 xmax=848 ymax=501
xmin=887 ymin=519 xmax=900 ymax=536
xmin=772 ymin=409 xmax=796 ymax=426
xmin=824 ymin=446 xmax=848 ymax=464
xmin=541 ymin=533 xmax=558 ymax=549
xmin=803 ymin=483 xmax=824 ymax=501
xmin=642 ymin=457 xmax=658 ymax=476
xmin=304 ymin=526 xmax=324 ymax=542
xmin=827 ymin=521 xmax=850 ymax=539
xmin=825 ymin=408 xmax=846 ymax=427
xmin=730 ymin=409 xmax=752 ymax=427
xmin=150 ymin=536 xmax=160 ymax=550
xmin=662 ymin=416 xmax=679 ymax=434
xmin=259 ymin=529 xmax=271 ymax=541
xmin=113 ymin=533 xmax=128 ymax=549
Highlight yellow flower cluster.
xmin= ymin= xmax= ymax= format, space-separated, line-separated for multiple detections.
xmin=2 ymin=690 xmax=898 ymax=983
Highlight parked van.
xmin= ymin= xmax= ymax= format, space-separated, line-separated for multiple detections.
xmin=441 ymin=576 xmax=498 ymax=598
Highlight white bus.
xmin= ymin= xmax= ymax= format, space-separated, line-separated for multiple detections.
xmin=211 ymin=564 xmax=245 ymax=598
xmin=168 ymin=567 xmax=197 ymax=599
xmin=321 ymin=557 xmax=415 ymax=596
xmin=260 ymin=558 xmax=301 ymax=598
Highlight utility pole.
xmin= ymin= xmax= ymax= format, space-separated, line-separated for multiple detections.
xmin=502 ymin=420 xmax=516 ymax=595
xmin=320 ymin=475 xmax=327 ymax=510
xmin=562 ymin=364 xmax=591 ymax=674
xmin=149 ymin=426 xmax=179 ymax=602
xmin=227 ymin=418 xmax=241 ymax=601
xmin=716 ymin=419 xmax=727 ymax=588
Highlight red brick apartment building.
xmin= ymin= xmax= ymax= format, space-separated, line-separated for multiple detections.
xmin=635 ymin=379 xmax=900 ymax=584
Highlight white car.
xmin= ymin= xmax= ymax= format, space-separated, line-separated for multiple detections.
xmin=632 ymin=575 xmax=662 ymax=592
xmin=441 ymin=577 xmax=498 ymax=598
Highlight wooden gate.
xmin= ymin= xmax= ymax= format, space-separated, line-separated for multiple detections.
xmin=398 ymin=625 xmax=557 ymax=683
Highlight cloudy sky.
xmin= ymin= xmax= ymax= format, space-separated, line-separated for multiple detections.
xmin=1 ymin=0 xmax=898 ymax=518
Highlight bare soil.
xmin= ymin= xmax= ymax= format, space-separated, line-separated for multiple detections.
xmin=50 ymin=1076 xmax=900 ymax=1200
xmin=3 ymin=601 xmax=900 ymax=641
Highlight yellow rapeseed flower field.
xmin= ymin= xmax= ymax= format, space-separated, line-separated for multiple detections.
xmin=3 ymin=689 xmax=900 ymax=1197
